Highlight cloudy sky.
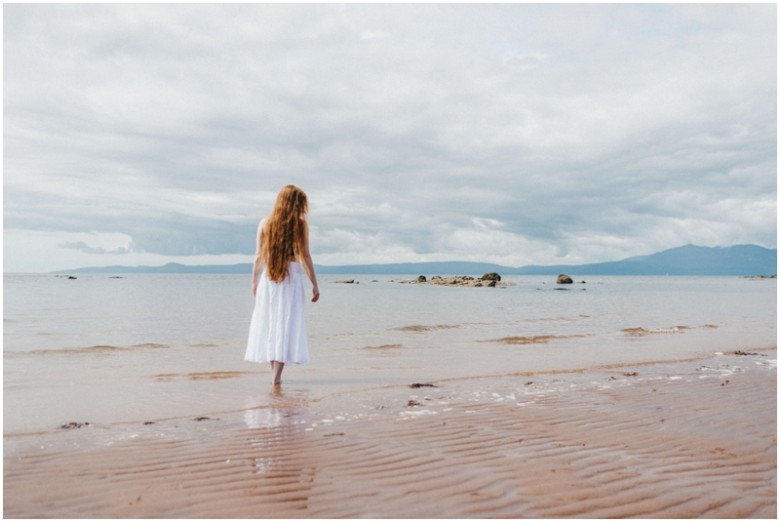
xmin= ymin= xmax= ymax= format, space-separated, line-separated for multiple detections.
xmin=4 ymin=3 xmax=776 ymax=273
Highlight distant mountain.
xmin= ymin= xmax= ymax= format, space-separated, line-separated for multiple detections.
xmin=54 ymin=244 xmax=776 ymax=276
xmin=513 ymin=244 xmax=777 ymax=276
xmin=317 ymin=244 xmax=776 ymax=276
xmin=55 ymin=262 xmax=251 ymax=274
xmin=316 ymin=260 xmax=513 ymax=275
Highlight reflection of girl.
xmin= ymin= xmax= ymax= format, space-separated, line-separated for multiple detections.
xmin=245 ymin=185 xmax=320 ymax=385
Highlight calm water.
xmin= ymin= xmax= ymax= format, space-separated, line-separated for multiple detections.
xmin=3 ymin=273 xmax=776 ymax=434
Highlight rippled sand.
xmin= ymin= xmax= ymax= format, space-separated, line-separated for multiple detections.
xmin=4 ymin=350 xmax=776 ymax=518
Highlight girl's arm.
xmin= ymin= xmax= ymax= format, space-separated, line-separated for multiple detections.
xmin=300 ymin=221 xmax=320 ymax=303
xmin=251 ymin=219 xmax=265 ymax=296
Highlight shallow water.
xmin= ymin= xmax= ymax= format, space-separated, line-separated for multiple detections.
xmin=3 ymin=273 xmax=776 ymax=434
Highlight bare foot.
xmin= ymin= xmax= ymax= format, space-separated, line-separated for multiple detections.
xmin=271 ymin=361 xmax=285 ymax=385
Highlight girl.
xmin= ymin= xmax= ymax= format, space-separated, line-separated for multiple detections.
xmin=245 ymin=185 xmax=320 ymax=385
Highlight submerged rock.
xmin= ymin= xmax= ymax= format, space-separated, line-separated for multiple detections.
xmin=60 ymin=421 xmax=90 ymax=429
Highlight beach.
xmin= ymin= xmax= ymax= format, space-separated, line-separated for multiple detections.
xmin=4 ymin=273 xmax=776 ymax=517
xmin=4 ymin=349 xmax=776 ymax=518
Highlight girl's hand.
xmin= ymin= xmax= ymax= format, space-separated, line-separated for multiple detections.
xmin=312 ymin=286 xmax=320 ymax=303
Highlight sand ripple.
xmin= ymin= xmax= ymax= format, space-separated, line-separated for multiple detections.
xmin=4 ymin=351 xmax=775 ymax=518
xmin=485 ymin=334 xmax=590 ymax=345
xmin=9 ymin=343 xmax=171 ymax=357
xmin=395 ymin=324 xmax=460 ymax=332
xmin=623 ymin=325 xmax=691 ymax=336
xmin=153 ymin=371 xmax=252 ymax=381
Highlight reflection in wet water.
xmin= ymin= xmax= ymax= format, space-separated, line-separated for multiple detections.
xmin=243 ymin=388 xmax=311 ymax=480
xmin=244 ymin=407 xmax=310 ymax=430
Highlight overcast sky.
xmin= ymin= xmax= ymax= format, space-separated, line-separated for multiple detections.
xmin=4 ymin=3 xmax=777 ymax=273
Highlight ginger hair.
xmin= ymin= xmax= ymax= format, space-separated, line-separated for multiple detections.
xmin=262 ymin=185 xmax=309 ymax=282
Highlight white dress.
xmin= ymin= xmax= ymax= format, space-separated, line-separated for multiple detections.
xmin=245 ymin=261 xmax=310 ymax=365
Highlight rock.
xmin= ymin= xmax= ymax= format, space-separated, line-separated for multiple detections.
xmin=334 ymin=279 xmax=355 ymax=284
xmin=407 ymin=274 xmax=512 ymax=288
xmin=556 ymin=274 xmax=573 ymax=284
xmin=60 ymin=421 xmax=90 ymax=429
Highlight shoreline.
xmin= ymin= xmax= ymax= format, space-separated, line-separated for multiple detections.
xmin=4 ymin=348 xmax=776 ymax=518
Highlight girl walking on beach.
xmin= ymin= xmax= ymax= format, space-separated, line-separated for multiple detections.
xmin=245 ymin=185 xmax=320 ymax=385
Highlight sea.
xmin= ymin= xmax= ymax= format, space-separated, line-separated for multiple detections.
xmin=3 ymin=273 xmax=776 ymax=436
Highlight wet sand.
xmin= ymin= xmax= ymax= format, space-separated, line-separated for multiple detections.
xmin=4 ymin=349 xmax=776 ymax=518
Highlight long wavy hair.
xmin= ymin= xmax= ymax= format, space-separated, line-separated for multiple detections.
xmin=263 ymin=185 xmax=309 ymax=282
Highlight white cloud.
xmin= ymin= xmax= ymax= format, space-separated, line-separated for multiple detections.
xmin=3 ymin=3 xmax=776 ymax=272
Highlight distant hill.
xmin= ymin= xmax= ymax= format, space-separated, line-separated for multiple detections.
xmin=513 ymin=244 xmax=778 ymax=276
xmin=316 ymin=260 xmax=513 ymax=275
xmin=55 ymin=244 xmax=776 ymax=276
xmin=55 ymin=262 xmax=250 ymax=274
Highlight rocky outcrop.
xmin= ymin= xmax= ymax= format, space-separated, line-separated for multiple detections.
xmin=398 ymin=273 xmax=512 ymax=288
xmin=556 ymin=274 xmax=573 ymax=284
